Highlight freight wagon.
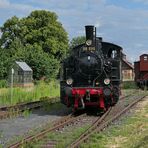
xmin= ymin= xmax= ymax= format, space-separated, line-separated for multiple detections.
xmin=134 ymin=54 xmax=148 ymax=89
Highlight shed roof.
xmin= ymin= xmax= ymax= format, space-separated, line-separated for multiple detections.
xmin=122 ymin=58 xmax=134 ymax=69
xmin=15 ymin=61 xmax=32 ymax=71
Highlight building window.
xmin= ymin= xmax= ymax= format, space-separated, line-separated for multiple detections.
xmin=18 ymin=71 xmax=23 ymax=75
xmin=144 ymin=56 xmax=148 ymax=61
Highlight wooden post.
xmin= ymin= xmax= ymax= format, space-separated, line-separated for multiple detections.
xmin=10 ymin=68 xmax=14 ymax=104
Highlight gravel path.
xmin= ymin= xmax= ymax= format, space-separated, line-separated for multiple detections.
xmin=0 ymin=103 xmax=71 ymax=147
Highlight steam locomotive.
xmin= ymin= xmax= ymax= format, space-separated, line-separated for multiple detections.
xmin=60 ymin=25 xmax=122 ymax=111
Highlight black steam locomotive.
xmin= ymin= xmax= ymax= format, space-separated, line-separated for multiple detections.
xmin=60 ymin=25 xmax=122 ymax=111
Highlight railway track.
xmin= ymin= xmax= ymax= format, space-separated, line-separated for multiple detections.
xmin=7 ymin=93 xmax=146 ymax=147
xmin=8 ymin=112 xmax=86 ymax=148
xmin=0 ymin=97 xmax=59 ymax=120
xmin=7 ymin=95 xmax=134 ymax=147
xmin=0 ymin=93 xmax=134 ymax=120
xmin=69 ymin=94 xmax=147 ymax=148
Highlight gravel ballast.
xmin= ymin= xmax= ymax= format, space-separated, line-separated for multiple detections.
xmin=0 ymin=103 xmax=71 ymax=146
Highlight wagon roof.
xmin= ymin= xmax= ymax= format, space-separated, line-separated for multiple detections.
xmin=140 ymin=54 xmax=148 ymax=57
xmin=15 ymin=61 xmax=32 ymax=71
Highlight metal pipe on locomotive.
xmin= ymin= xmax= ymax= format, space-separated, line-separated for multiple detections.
xmin=60 ymin=25 xmax=123 ymax=111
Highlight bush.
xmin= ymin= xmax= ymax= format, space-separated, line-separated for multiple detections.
xmin=0 ymin=80 xmax=8 ymax=88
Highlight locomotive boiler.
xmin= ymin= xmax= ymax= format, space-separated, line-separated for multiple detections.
xmin=60 ymin=25 xmax=123 ymax=111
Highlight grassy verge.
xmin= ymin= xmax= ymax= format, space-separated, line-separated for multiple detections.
xmin=121 ymin=81 xmax=137 ymax=89
xmin=25 ymin=125 xmax=90 ymax=148
xmin=0 ymin=80 xmax=8 ymax=88
xmin=23 ymin=95 xmax=148 ymax=148
xmin=81 ymin=98 xmax=148 ymax=148
xmin=121 ymin=89 xmax=137 ymax=96
xmin=0 ymin=80 xmax=60 ymax=106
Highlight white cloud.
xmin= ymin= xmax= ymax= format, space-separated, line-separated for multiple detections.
xmin=0 ymin=0 xmax=148 ymax=61
xmin=0 ymin=0 xmax=9 ymax=8
xmin=0 ymin=0 xmax=39 ymax=22
xmin=0 ymin=0 xmax=36 ymax=11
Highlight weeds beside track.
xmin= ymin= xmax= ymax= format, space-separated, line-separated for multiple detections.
xmin=69 ymin=95 xmax=147 ymax=147
xmin=0 ymin=97 xmax=59 ymax=120
xmin=6 ymin=91 xmax=147 ymax=147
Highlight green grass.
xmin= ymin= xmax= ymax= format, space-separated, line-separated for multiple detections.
xmin=121 ymin=81 xmax=138 ymax=89
xmin=0 ymin=79 xmax=8 ymax=88
xmin=0 ymin=80 xmax=60 ymax=106
xmin=81 ymin=98 xmax=148 ymax=148
xmin=7 ymin=122 xmax=89 ymax=148
xmin=121 ymin=89 xmax=137 ymax=96
xmin=26 ymin=125 xmax=90 ymax=148
xmin=22 ymin=109 xmax=32 ymax=118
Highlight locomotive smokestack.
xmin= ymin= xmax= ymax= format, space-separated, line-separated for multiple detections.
xmin=85 ymin=25 xmax=94 ymax=42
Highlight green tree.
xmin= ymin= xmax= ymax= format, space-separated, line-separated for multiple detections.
xmin=70 ymin=36 xmax=85 ymax=49
xmin=21 ymin=10 xmax=68 ymax=59
xmin=0 ymin=10 xmax=69 ymax=80
xmin=23 ymin=45 xmax=59 ymax=80
xmin=0 ymin=48 xmax=10 ymax=79
xmin=0 ymin=16 xmax=20 ymax=49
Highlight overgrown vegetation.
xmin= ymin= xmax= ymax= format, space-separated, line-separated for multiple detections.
xmin=0 ymin=80 xmax=60 ymax=106
xmin=22 ymin=109 xmax=32 ymax=118
xmin=121 ymin=81 xmax=138 ymax=89
xmin=26 ymin=125 xmax=89 ymax=147
xmin=0 ymin=10 xmax=69 ymax=80
xmin=0 ymin=80 xmax=8 ymax=88
xmin=81 ymin=98 xmax=148 ymax=148
xmin=69 ymin=36 xmax=85 ymax=49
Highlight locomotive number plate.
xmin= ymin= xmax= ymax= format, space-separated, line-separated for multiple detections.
xmin=83 ymin=47 xmax=95 ymax=51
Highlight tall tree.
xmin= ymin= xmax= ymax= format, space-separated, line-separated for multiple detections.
xmin=70 ymin=36 xmax=85 ymax=49
xmin=21 ymin=10 xmax=68 ymax=59
xmin=0 ymin=48 xmax=10 ymax=79
xmin=0 ymin=10 xmax=69 ymax=80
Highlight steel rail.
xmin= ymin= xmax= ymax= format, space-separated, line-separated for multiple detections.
xmin=0 ymin=97 xmax=59 ymax=120
xmin=69 ymin=95 xmax=146 ymax=148
xmin=96 ymin=95 xmax=146 ymax=132
xmin=0 ymin=97 xmax=59 ymax=111
xmin=0 ymin=94 xmax=133 ymax=120
xmin=69 ymin=108 xmax=112 ymax=148
xmin=8 ymin=113 xmax=86 ymax=148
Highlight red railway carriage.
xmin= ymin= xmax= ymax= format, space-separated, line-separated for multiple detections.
xmin=134 ymin=54 xmax=148 ymax=89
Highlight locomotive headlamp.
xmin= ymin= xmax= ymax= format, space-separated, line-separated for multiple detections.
xmin=96 ymin=82 xmax=99 ymax=85
xmin=86 ymin=39 xmax=92 ymax=46
xmin=104 ymin=78 xmax=110 ymax=85
xmin=66 ymin=78 xmax=73 ymax=85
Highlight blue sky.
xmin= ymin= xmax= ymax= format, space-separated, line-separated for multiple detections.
xmin=0 ymin=0 xmax=148 ymax=62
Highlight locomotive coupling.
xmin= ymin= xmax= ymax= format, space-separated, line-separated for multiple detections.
xmin=86 ymin=89 xmax=90 ymax=101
